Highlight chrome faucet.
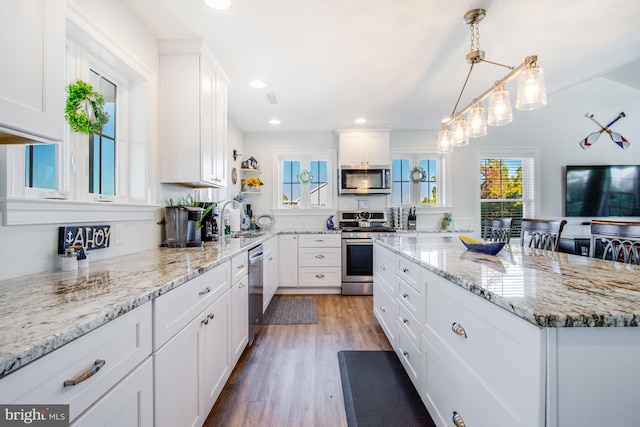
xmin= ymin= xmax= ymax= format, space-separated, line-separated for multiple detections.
xmin=218 ymin=199 xmax=242 ymax=242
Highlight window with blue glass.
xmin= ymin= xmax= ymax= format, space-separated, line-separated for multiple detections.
xmin=278 ymin=152 xmax=334 ymax=209
xmin=392 ymin=154 xmax=441 ymax=206
xmin=89 ymin=70 xmax=117 ymax=195
xmin=282 ymin=160 xmax=301 ymax=206
xmin=25 ymin=144 xmax=57 ymax=190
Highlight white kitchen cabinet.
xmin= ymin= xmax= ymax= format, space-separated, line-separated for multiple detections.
xmin=159 ymin=40 xmax=228 ymax=187
xmin=0 ymin=304 xmax=152 ymax=424
xmin=263 ymin=237 xmax=278 ymax=312
xmin=0 ymin=0 xmax=64 ymax=143
xmin=71 ymin=358 xmax=153 ymax=427
xmin=423 ymin=268 xmax=545 ymax=427
xmin=278 ymin=234 xmax=298 ymax=287
xmin=154 ymin=261 xmax=232 ymax=427
xmin=231 ymin=252 xmax=248 ymax=365
xmin=298 ymin=234 xmax=341 ymax=290
xmin=339 ymin=131 xmax=390 ymax=167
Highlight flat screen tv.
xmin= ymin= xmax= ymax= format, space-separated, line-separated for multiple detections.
xmin=565 ymin=165 xmax=640 ymax=217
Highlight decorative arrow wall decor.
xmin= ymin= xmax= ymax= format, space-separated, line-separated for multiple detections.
xmin=580 ymin=112 xmax=629 ymax=149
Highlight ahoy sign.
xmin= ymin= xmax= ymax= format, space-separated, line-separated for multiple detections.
xmin=58 ymin=225 xmax=112 ymax=254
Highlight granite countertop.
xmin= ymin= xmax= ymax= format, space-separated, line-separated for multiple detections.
xmin=0 ymin=233 xmax=273 ymax=379
xmin=376 ymin=236 xmax=640 ymax=328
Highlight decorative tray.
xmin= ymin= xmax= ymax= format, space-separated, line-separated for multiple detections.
xmin=459 ymin=235 xmax=505 ymax=256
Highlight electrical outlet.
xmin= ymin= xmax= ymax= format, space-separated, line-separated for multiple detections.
xmin=114 ymin=224 xmax=124 ymax=245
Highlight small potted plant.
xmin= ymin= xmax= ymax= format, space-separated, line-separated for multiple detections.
xmin=242 ymin=177 xmax=264 ymax=192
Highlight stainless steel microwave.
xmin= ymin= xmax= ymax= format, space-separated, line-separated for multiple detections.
xmin=339 ymin=166 xmax=391 ymax=195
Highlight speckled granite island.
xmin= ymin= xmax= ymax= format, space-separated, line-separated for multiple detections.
xmin=374 ymin=236 xmax=640 ymax=427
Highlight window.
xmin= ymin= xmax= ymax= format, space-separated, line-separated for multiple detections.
xmin=276 ymin=151 xmax=335 ymax=209
xmin=88 ymin=70 xmax=117 ymax=196
xmin=479 ymin=153 xmax=535 ymax=237
xmin=25 ymin=144 xmax=56 ymax=190
xmin=392 ymin=153 xmax=445 ymax=206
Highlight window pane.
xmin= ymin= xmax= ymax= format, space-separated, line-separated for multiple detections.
xmin=88 ymin=71 xmax=117 ymax=195
xmin=25 ymin=144 xmax=56 ymax=189
xmin=310 ymin=160 xmax=328 ymax=206
xmin=392 ymin=158 xmax=410 ymax=205
xmin=282 ymin=160 xmax=301 ymax=206
xmin=419 ymin=158 xmax=437 ymax=204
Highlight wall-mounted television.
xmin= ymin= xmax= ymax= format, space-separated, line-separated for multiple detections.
xmin=565 ymin=165 xmax=640 ymax=217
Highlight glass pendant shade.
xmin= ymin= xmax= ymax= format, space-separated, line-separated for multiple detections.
xmin=487 ymin=86 xmax=513 ymax=126
xmin=450 ymin=117 xmax=467 ymax=146
xmin=437 ymin=127 xmax=452 ymax=153
xmin=466 ymin=103 xmax=487 ymax=137
xmin=516 ymin=66 xmax=547 ymax=110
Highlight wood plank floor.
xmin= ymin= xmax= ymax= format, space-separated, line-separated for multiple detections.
xmin=204 ymin=294 xmax=393 ymax=427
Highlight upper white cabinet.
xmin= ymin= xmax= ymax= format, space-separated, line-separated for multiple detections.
xmin=339 ymin=130 xmax=390 ymax=167
xmin=0 ymin=0 xmax=65 ymax=143
xmin=159 ymin=40 xmax=229 ymax=187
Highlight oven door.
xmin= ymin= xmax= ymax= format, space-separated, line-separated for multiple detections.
xmin=341 ymin=238 xmax=373 ymax=283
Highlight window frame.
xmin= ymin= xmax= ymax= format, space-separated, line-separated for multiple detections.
xmin=476 ymin=148 xmax=540 ymax=236
xmin=390 ymin=149 xmax=451 ymax=210
xmin=272 ymin=150 xmax=337 ymax=213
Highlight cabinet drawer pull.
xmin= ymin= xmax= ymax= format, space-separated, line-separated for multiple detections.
xmin=451 ymin=322 xmax=468 ymax=338
xmin=64 ymin=359 xmax=106 ymax=387
xmin=315 ymin=274 xmax=325 ymax=279
xmin=402 ymin=293 xmax=409 ymax=298
xmin=208 ymin=313 xmax=215 ymax=319
xmin=315 ymin=254 xmax=325 ymax=259
xmin=452 ymin=411 xmax=466 ymax=427
xmin=379 ymin=305 xmax=386 ymax=312
xmin=402 ymin=350 xmax=409 ymax=356
xmin=268 ymin=256 xmax=274 ymax=261
xmin=402 ymin=267 xmax=409 ymax=273
xmin=239 ymin=283 xmax=246 ymax=288
xmin=402 ymin=318 xmax=409 ymax=324
xmin=199 ymin=287 xmax=212 ymax=296
xmin=381 ymin=264 xmax=386 ymax=270
xmin=237 ymin=263 xmax=245 ymax=269
xmin=315 ymin=239 xmax=324 ymax=242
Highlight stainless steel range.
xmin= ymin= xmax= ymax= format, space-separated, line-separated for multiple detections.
xmin=339 ymin=210 xmax=396 ymax=295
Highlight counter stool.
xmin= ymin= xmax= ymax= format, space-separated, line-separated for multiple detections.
xmin=520 ymin=218 xmax=567 ymax=252
xmin=590 ymin=220 xmax=640 ymax=264
xmin=483 ymin=217 xmax=514 ymax=243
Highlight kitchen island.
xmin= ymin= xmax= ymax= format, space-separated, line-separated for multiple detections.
xmin=374 ymin=236 xmax=640 ymax=427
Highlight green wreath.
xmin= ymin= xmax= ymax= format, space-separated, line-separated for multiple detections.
xmin=409 ymin=166 xmax=427 ymax=183
xmin=65 ymin=80 xmax=109 ymax=134
xmin=297 ymin=169 xmax=313 ymax=184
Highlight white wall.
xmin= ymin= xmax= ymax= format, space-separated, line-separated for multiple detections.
xmin=243 ymin=77 xmax=640 ymax=236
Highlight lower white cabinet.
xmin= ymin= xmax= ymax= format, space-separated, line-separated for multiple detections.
xmin=263 ymin=237 xmax=278 ymax=312
xmin=278 ymin=234 xmax=298 ymax=287
xmin=298 ymin=234 xmax=341 ymax=290
xmin=154 ymin=287 xmax=231 ymax=427
xmin=0 ymin=304 xmax=152 ymax=425
xmin=72 ymin=358 xmax=153 ymax=427
xmin=231 ymin=252 xmax=249 ymax=365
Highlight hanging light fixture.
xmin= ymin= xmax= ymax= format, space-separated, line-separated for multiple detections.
xmin=438 ymin=8 xmax=547 ymax=150
xmin=437 ymin=124 xmax=452 ymax=153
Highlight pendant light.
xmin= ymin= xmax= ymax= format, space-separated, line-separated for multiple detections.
xmin=437 ymin=125 xmax=452 ymax=153
xmin=487 ymin=84 xmax=513 ymax=126
xmin=516 ymin=66 xmax=547 ymax=110
xmin=466 ymin=101 xmax=487 ymax=137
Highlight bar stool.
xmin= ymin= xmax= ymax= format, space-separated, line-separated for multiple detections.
xmin=483 ymin=217 xmax=514 ymax=243
xmin=590 ymin=220 xmax=640 ymax=264
xmin=520 ymin=218 xmax=567 ymax=251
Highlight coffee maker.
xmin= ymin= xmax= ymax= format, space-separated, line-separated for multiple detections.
xmin=164 ymin=206 xmax=204 ymax=248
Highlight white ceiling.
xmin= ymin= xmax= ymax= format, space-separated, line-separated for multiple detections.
xmin=120 ymin=0 xmax=640 ymax=133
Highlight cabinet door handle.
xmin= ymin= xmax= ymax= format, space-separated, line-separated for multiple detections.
xmin=402 ymin=293 xmax=409 ymax=298
xmin=268 ymin=256 xmax=274 ymax=261
xmin=315 ymin=254 xmax=325 ymax=259
xmin=451 ymin=322 xmax=468 ymax=338
xmin=402 ymin=318 xmax=409 ymax=324
xmin=402 ymin=350 xmax=409 ymax=356
xmin=379 ymin=305 xmax=386 ymax=312
xmin=381 ymin=264 xmax=386 ymax=270
xmin=315 ymin=239 xmax=324 ymax=242
xmin=64 ymin=359 xmax=106 ymax=387
xmin=402 ymin=267 xmax=409 ymax=273
xmin=199 ymin=287 xmax=212 ymax=296
xmin=315 ymin=274 xmax=325 ymax=279
xmin=239 ymin=283 xmax=246 ymax=288
xmin=208 ymin=313 xmax=215 ymax=319
xmin=237 ymin=263 xmax=245 ymax=269
xmin=452 ymin=411 xmax=466 ymax=427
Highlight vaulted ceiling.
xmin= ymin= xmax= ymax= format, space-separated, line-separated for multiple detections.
xmin=121 ymin=0 xmax=640 ymax=132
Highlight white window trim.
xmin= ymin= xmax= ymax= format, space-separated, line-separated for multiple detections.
xmin=272 ymin=149 xmax=337 ymax=212
xmin=1 ymin=3 xmax=157 ymax=225
xmin=475 ymin=147 xmax=541 ymax=229
xmin=390 ymin=149 xmax=451 ymax=210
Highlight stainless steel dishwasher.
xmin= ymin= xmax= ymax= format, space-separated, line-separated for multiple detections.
xmin=248 ymin=244 xmax=264 ymax=345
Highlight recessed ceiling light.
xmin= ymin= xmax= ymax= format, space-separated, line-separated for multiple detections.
xmin=248 ymin=80 xmax=267 ymax=89
xmin=355 ymin=118 xmax=367 ymax=124
xmin=269 ymin=119 xmax=281 ymax=125
xmin=203 ymin=0 xmax=231 ymax=10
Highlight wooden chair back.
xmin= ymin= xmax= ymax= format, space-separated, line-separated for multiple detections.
xmin=483 ymin=218 xmax=514 ymax=243
xmin=519 ymin=218 xmax=567 ymax=252
xmin=590 ymin=220 xmax=640 ymax=264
